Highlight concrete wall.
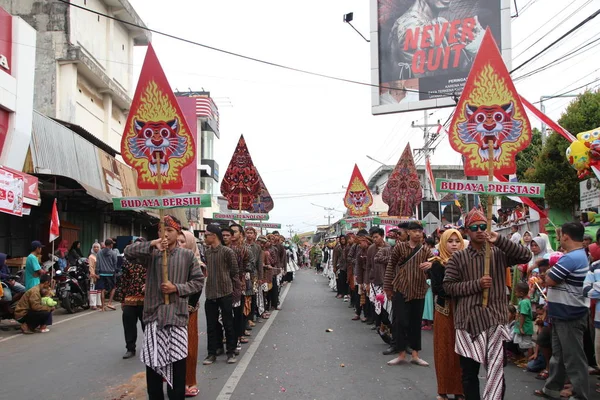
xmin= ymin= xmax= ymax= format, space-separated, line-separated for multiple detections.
xmin=0 ymin=14 xmax=37 ymax=170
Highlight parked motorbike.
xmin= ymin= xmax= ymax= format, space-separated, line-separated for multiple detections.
xmin=0 ymin=275 xmax=24 ymax=322
xmin=53 ymin=257 xmax=90 ymax=314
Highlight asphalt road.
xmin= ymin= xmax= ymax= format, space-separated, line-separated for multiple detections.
xmin=0 ymin=270 xmax=594 ymax=399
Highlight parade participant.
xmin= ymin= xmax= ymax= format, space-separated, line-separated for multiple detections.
xmin=180 ymin=231 xmax=204 ymax=398
xmin=124 ymin=215 xmax=204 ymax=399
xmin=268 ymin=233 xmax=283 ymax=310
xmin=345 ymin=233 xmax=357 ymax=307
xmin=229 ymin=224 xmax=255 ymax=348
xmin=384 ymin=221 xmax=433 ymax=366
xmin=260 ymin=235 xmax=275 ymax=316
xmin=333 ymin=236 xmax=349 ymax=299
xmin=88 ymin=243 xmax=102 ymax=310
xmin=202 ymin=225 xmax=238 ymax=366
xmin=96 ymin=239 xmax=119 ymax=311
xmin=15 ymin=274 xmax=54 ymax=334
xmin=536 ymin=222 xmax=590 ymax=400
xmin=444 ymin=208 xmax=530 ymax=400
xmin=245 ymin=227 xmax=263 ymax=324
xmin=397 ymin=222 xmax=409 ymax=243
xmin=120 ymin=238 xmax=147 ymax=360
xmin=255 ymin=235 xmax=269 ymax=318
xmin=353 ymin=234 xmax=373 ymax=322
xmin=428 ymin=228 xmax=465 ymax=400
xmin=368 ymin=228 xmax=390 ymax=331
xmin=25 ymin=241 xmax=44 ymax=290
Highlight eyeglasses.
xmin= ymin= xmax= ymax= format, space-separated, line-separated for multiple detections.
xmin=468 ymin=224 xmax=487 ymax=232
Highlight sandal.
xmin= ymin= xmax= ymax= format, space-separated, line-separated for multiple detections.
xmin=535 ymin=370 xmax=549 ymax=380
xmin=240 ymin=337 xmax=249 ymax=344
xmin=533 ymin=390 xmax=551 ymax=398
xmin=436 ymin=396 xmax=449 ymax=400
xmin=185 ymin=386 xmax=199 ymax=397
xmin=106 ymin=304 xmax=116 ymax=311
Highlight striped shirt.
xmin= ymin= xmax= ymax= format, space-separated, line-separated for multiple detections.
xmin=384 ymin=242 xmax=433 ymax=301
xmin=355 ymin=246 xmax=369 ymax=284
xmin=443 ymin=235 xmax=531 ymax=337
xmin=204 ymin=244 xmax=238 ymax=300
xmin=124 ymin=241 xmax=204 ymax=329
xmin=247 ymin=242 xmax=263 ymax=281
xmin=547 ymin=248 xmax=590 ymax=320
xmin=369 ymin=243 xmax=390 ymax=285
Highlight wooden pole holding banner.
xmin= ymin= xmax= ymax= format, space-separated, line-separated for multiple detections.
xmin=483 ymin=141 xmax=494 ymax=308
xmin=239 ymin=190 xmax=243 ymax=224
xmin=156 ymin=153 xmax=169 ymax=305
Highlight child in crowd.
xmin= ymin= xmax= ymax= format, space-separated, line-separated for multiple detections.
xmin=505 ymin=304 xmax=520 ymax=361
xmin=514 ymin=282 xmax=535 ymax=360
xmin=40 ymin=287 xmax=57 ymax=307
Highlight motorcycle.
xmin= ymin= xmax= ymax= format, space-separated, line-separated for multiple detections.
xmin=0 ymin=275 xmax=24 ymax=322
xmin=53 ymin=257 xmax=90 ymax=314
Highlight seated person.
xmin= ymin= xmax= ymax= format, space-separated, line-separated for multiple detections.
xmin=14 ymin=275 xmax=55 ymax=334
xmin=0 ymin=253 xmax=26 ymax=302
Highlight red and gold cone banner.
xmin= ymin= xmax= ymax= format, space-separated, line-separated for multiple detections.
xmin=382 ymin=143 xmax=422 ymax=217
xmin=449 ymin=28 xmax=531 ymax=176
xmin=343 ymin=164 xmax=373 ymax=217
xmin=220 ymin=135 xmax=261 ymax=211
xmin=121 ymin=44 xmax=195 ymax=189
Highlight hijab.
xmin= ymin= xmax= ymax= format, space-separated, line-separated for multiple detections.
xmin=537 ymin=233 xmax=554 ymax=252
xmin=89 ymin=243 xmax=100 ymax=257
xmin=531 ymin=236 xmax=549 ymax=258
xmin=438 ymin=229 xmax=465 ymax=264
xmin=182 ymin=231 xmax=201 ymax=262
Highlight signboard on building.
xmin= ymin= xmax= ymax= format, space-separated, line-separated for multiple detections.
xmin=243 ymin=221 xmax=282 ymax=229
xmin=0 ymin=166 xmax=23 ymax=216
xmin=436 ymin=178 xmax=545 ymax=198
xmin=370 ymin=0 xmax=510 ymax=115
xmin=580 ymin=178 xmax=600 ymax=210
xmin=0 ymin=7 xmax=12 ymax=73
xmin=113 ymin=193 xmax=211 ymax=211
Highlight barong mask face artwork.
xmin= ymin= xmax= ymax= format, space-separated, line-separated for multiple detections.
xmin=343 ymin=165 xmax=373 ymax=217
xmin=449 ymin=29 xmax=531 ymax=176
xmin=121 ymin=44 xmax=194 ymax=189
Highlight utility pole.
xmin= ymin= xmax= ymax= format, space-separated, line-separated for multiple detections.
xmin=412 ymin=110 xmax=441 ymax=201
xmin=286 ymin=224 xmax=294 ymax=238
xmin=324 ymin=208 xmax=335 ymax=226
xmin=539 ymin=94 xmax=578 ymax=144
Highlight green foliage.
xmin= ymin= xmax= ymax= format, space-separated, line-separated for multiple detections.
xmin=524 ymin=132 xmax=578 ymax=210
xmin=292 ymin=234 xmax=301 ymax=245
xmin=516 ymin=128 xmax=542 ymax=181
xmin=522 ymin=89 xmax=600 ymax=211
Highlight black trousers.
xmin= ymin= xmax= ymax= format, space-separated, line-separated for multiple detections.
xmin=233 ymin=305 xmax=244 ymax=339
xmin=354 ymin=287 xmax=372 ymax=319
xmin=146 ymin=358 xmax=186 ymax=400
xmin=122 ymin=305 xmax=145 ymax=352
xmin=337 ymin=270 xmax=348 ymax=296
xmin=270 ymin=276 xmax=279 ymax=309
xmin=374 ymin=305 xmax=391 ymax=328
xmin=22 ymin=310 xmax=52 ymax=330
xmin=459 ymin=355 xmax=506 ymax=400
xmin=205 ymin=294 xmax=236 ymax=356
xmin=390 ymin=292 xmax=425 ymax=352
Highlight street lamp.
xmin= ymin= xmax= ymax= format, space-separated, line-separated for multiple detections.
xmin=343 ymin=12 xmax=370 ymax=43
xmin=366 ymin=155 xmax=387 ymax=166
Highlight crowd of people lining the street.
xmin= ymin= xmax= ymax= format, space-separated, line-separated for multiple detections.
xmin=0 ymin=215 xmax=296 ymax=399
xmin=309 ymin=208 xmax=599 ymax=400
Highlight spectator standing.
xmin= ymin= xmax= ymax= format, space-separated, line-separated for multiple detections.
xmin=536 ymin=222 xmax=590 ymax=399
xmin=88 ymin=242 xmax=102 ymax=310
xmin=120 ymin=238 xmax=147 ymax=359
xmin=96 ymin=238 xmax=118 ymax=311
xmin=25 ymin=241 xmax=44 ymax=290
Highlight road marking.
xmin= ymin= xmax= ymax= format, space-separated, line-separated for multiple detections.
xmin=0 ymin=309 xmax=96 ymax=343
xmin=216 ymin=282 xmax=292 ymax=400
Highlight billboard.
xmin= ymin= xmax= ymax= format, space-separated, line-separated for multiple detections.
xmin=370 ymin=0 xmax=511 ymax=115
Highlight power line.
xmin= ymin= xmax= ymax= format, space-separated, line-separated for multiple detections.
xmin=57 ymin=0 xmax=431 ymax=95
xmin=510 ymin=8 xmax=600 ymax=74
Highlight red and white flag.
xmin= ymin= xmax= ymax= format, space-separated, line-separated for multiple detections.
xmin=49 ymin=199 xmax=60 ymax=243
xmin=425 ymin=157 xmax=439 ymax=201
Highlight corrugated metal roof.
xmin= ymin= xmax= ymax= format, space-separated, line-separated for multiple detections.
xmin=31 ymin=111 xmax=104 ymax=192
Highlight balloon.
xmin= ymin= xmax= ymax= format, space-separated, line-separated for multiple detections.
xmin=576 ymin=128 xmax=600 ymax=145
xmin=566 ymin=139 xmax=590 ymax=178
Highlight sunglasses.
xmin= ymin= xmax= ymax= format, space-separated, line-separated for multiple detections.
xmin=468 ymin=224 xmax=487 ymax=232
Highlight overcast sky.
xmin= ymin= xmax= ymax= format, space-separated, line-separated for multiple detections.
xmin=128 ymin=0 xmax=600 ymax=235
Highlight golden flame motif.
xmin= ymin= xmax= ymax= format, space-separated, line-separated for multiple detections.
xmin=122 ymin=81 xmax=194 ymax=187
xmin=450 ymin=63 xmax=530 ymax=174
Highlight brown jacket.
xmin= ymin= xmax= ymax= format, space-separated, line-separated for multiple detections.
xmin=14 ymin=285 xmax=52 ymax=320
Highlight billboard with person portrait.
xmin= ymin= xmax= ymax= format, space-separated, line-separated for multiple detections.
xmin=370 ymin=0 xmax=511 ymax=115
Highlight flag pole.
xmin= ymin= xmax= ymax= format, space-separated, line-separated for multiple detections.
xmin=483 ymin=141 xmax=494 ymax=308
xmin=156 ymin=153 xmax=169 ymax=305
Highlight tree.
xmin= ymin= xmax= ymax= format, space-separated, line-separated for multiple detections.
xmin=516 ymin=128 xmax=542 ymax=181
xmin=523 ymin=89 xmax=600 ymax=210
